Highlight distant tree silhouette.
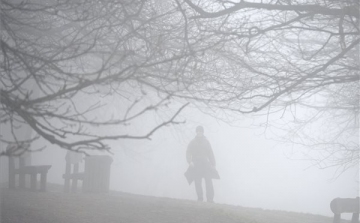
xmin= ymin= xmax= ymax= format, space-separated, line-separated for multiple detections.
xmin=177 ymin=0 xmax=359 ymax=172
xmin=0 ymin=0 xmax=192 ymax=155
xmin=1 ymin=0 xmax=358 ymax=172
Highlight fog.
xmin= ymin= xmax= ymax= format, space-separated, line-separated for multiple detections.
xmin=1 ymin=1 xmax=358 ymax=222
xmin=16 ymin=104 xmax=358 ymax=219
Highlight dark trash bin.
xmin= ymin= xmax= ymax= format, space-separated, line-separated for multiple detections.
xmin=83 ymin=155 xmax=113 ymax=193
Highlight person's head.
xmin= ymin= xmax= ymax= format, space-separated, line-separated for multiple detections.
xmin=196 ymin=125 xmax=204 ymax=134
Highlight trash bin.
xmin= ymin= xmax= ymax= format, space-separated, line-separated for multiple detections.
xmin=83 ymin=155 xmax=113 ymax=193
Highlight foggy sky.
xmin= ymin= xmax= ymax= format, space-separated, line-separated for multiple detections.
xmin=1 ymin=1 xmax=358 ymax=221
xmin=20 ymin=104 xmax=359 ymax=218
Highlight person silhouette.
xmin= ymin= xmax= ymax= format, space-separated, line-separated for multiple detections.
xmin=185 ymin=126 xmax=219 ymax=202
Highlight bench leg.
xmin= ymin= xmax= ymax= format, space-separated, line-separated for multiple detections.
xmin=30 ymin=173 xmax=37 ymax=191
xmin=64 ymin=162 xmax=71 ymax=193
xmin=9 ymin=174 xmax=15 ymax=189
xmin=19 ymin=173 xmax=26 ymax=189
xmin=40 ymin=172 xmax=47 ymax=192
xmin=71 ymin=164 xmax=79 ymax=193
xmin=9 ymin=158 xmax=15 ymax=189
xmin=333 ymin=214 xmax=341 ymax=223
xmin=351 ymin=213 xmax=359 ymax=223
xmin=19 ymin=158 xmax=26 ymax=189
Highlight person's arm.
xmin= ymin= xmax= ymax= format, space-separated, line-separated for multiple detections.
xmin=207 ymin=142 xmax=216 ymax=167
xmin=186 ymin=143 xmax=193 ymax=165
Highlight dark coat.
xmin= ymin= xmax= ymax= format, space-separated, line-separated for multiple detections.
xmin=185 ymin=134 xmax=220 ymax=184
xmin=184 ymin=165 xmax=220 ymax=185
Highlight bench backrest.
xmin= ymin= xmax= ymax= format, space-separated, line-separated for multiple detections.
xmin=330 ymin=197 xmax=360 ymax=214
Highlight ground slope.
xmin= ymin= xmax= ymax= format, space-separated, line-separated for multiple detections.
xmin=1 ymin=187 xmax=346 ymax=223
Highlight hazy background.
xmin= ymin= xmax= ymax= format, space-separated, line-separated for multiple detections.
xmin=13 ymin=103 xmax=357 ymax=219
xmin=0 ymin=1 xmax=358 ymax=222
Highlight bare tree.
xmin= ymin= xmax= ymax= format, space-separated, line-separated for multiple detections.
xmin=0 ymin=0 xmax=195 ymax=155
xmin=172 ymin=0 xmax=359 ymax=171
xmin=1 ymin=0 xmax=358 ymax=172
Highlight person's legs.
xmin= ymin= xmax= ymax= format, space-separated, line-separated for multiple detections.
xmin=194 ymin=177 xmax=203 ymax=201
xmin=205 ymin=177 xmax=214 ymax=202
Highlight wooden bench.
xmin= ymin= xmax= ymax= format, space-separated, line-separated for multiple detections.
xmin=9 ymin=156 xmax=52 ymax=192
xmin=63 ymin=153 xmax=112 ymax=193
xmin=82 ymin=155 xmax=112 ymax=193
xmin=330 ymin=197 xmax=359 ymax=223
xmin=63 ymin=151 xmax=84 ymax=193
